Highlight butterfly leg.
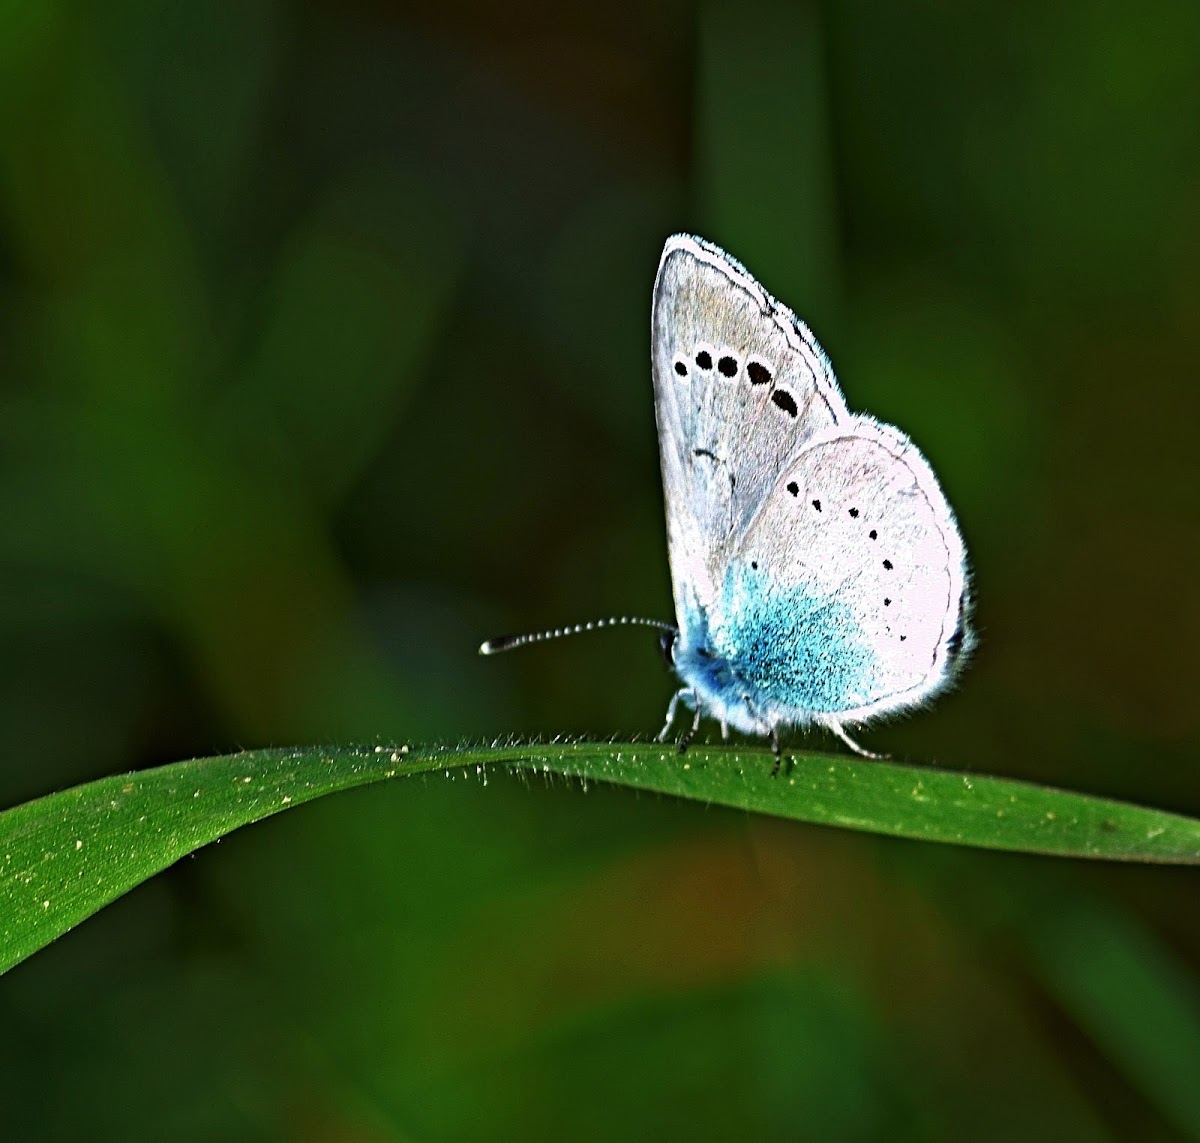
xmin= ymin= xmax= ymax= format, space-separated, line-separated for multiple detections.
xmin=662 ymin=691 xmax=700 ymax=744
xmin=657 ymin=688 xmax=689 ymax=742
xmin=769 ymin=727 xmax=785 ymax=778
xmin=676 ymin=701 xmax=703 ymax=754
xmin=823 ymin=718 xmax=888 ymax=760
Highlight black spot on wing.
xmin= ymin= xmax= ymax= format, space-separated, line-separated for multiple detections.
xmin=747 ymin=361 xmax=772 ymax=385
xmin=771 ymin=390 xmax=798 ymax=417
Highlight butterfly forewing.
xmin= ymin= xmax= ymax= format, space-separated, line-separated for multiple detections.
xmin=651 ymin=235 xmax=848 ymax=626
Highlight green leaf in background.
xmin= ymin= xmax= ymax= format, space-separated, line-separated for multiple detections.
xmin=1029 ymin=896 xmax=1200 ymax=1139
xmin=3 ymin=741 xmax=1200 ymax=975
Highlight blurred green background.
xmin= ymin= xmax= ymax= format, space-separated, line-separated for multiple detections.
xmin=2 ymin=1 xmax=1200 ymax=1138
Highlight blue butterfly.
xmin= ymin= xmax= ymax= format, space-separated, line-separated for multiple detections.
xmin=484 ymin=235 xmax=970 ymax=762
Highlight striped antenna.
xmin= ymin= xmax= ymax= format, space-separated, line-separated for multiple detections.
xmin=479 ymin=616 xmax=676 ymax=656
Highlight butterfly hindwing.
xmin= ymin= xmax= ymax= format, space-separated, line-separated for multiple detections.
xmin=651 ymin=235 xmax=848 ymax=627
xmin=716 ymin=416 xmax=968 ymax=723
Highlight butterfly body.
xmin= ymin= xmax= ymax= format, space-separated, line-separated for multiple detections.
xmin=653 ymin=235 xmax=969 ymax=752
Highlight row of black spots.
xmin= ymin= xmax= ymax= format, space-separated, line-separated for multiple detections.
xmin=883 ymin=608 xmax=908 ymax=643
xmin=676 ymin=349 xmax=776 ymax=381
xmin=880 ymin=562 xmax=895 ymax=625
xmin=786 ymin=490 xmax=882 ymax=540
xmin=880 ymin=499 xmax=897 ymax=624
xmin=788 ymin=487 xmax=884 ymax=540
xmin=784 ymin=487 xmax=898 ymax=593
xmin=674 ymin=352 xmax=798 ymax=417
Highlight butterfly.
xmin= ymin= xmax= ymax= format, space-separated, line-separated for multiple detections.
xmin=483 ymin=234 xmax=970 ymax=762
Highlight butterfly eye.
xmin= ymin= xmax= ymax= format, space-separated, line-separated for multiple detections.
xmin=658 ymin=629 xmax=677 ymax=667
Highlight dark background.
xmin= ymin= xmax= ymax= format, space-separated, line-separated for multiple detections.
xmin=2 ymin=1 xmax=1200 ymax=1138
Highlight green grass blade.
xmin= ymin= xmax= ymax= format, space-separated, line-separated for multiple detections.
xmin=3 ymin=741 xmax=1199 ymax=973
